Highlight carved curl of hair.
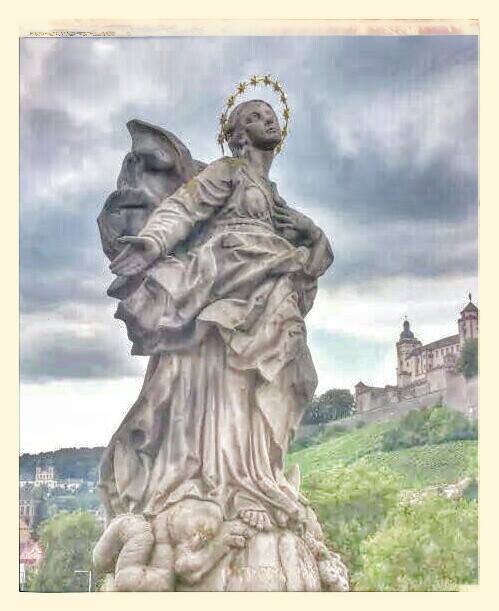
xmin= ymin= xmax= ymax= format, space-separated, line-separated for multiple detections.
xmin=224 ymin=99 xmax=274 ymax=157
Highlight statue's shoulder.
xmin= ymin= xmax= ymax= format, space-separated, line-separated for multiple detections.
xmin=198 ymin=156 xmax=247 ymax=184
xmin=206 ymin=156 xmax=247 ymax=172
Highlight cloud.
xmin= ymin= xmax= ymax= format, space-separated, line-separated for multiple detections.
xmin=20 ymin=185 xmax=112 ymax=313
xmin=20 ymin=303 xmax=147 ymax=382
xmin=325 ymin=61 xmax=477 ymax=175
xmin=19 ymin=34 xmax=478 ymax=398
xmin=322 ymin=214 xmax=478 ymax=290
xmin=308 ymin=273 xmax=479 ymax=345
xmin=267 ymin=36 xmax=478 ymax=230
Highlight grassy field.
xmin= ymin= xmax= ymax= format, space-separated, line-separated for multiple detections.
xmin=288 ymin=423 xmax=389 ymax=474
xmin=357 ymin=439 xmax=477 ymax=488
xmin=288 ymin=420 xmax=477 ymax=486
xmin=286 ymin=416 xmax=478 ymax=591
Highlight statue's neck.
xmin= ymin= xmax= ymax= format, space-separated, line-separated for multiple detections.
xmin=243 ymin=147 xmax=274 ymax=180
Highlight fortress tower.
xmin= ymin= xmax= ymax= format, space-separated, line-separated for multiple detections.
xmin=458 ymin=293 xmax=479 ymax=347
xmin=396 ymin=319 xmax=422 ymax=387
xmin=356 ymin=295 xmax=478 ymax=416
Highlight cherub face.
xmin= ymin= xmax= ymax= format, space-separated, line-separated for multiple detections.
xmin=239 ymin=102 xmax=282 ymax=151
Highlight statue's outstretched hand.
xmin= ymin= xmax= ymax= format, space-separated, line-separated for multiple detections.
xmin=110 ymin=236 xmax=161 ymax=276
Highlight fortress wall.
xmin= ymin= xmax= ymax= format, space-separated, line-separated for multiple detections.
xmin=356 ymin=389 xmax=390 ymax=413
xmin=466 ymin=376 xmax=478 ymax=418
xmin=295 ymin=375 xmax=477 ymax=442
xmin=354 ymin=391 xmax=372 ymax=413
xmin=427 ymin=367 xmax=448 ymax=392
xmin=442 ymin=372 xmax=478 ymax=416
xmin=295 ymin=392 xmax=443 ymax=440
xmin=356 ymin=386 xmax=399 ymax=413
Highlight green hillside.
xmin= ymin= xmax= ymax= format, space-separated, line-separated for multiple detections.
xmin=287 ymin=411 xmax=478 ymax=591
xmin=288 ymin=422 xmax=389 ymax=475
xmin=357 ymin=440 xmax=477 ymax=488
xmin=288 ymin=422 xmax=477 ymax=488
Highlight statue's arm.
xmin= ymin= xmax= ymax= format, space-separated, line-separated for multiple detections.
xmin=284 ymin=208 xmax=333 ymax=277
xmin=173 ymin=519 xmax=255 ymax=586
xmin=301 ymin=218 xmax=334 ymax=278
xmin=174 ymin=537 xmax=230 ymax=585
xmin=138 ymin=157 xmax=234 ymax=256
xmin=272 ymin=185 xmax=334 ymax=277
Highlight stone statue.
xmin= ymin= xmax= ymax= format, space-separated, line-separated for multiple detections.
xmin=94 ymin=80 xmax=349 ymax=591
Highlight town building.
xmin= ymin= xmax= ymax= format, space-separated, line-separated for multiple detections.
xmin=355 ymin=295 xmax=478 ymax=417
xmin=34 ymin=464 xmax=58 ymax=488
xmin=19 ymin=516 xmax=43 ymax=591
xmin=20 ymin=462 xmax=90 ymax=492
xmin=19 ymin=487 xmax=46 ymax=533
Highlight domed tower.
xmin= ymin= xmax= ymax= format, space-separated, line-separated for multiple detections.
xmin=458 ymin=293 xmax=478 ymax=347
xmin=396 ymin=318 xmax=422 ymax=387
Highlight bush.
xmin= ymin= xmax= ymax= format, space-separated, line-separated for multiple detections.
xmin=427 ymin=406 xmax=477 ymax=444
xmin=303 ymin=463 xmax=402 ymax=574
xmin=289 ymin=434 xmax=319 ymax=452
xmin=354 ymin=496 xmax=478 ymax=591
xmin=381 ymin=406 xmax=477 ymax=451
xmin=325 ymin=423 xmax=348 ymax=437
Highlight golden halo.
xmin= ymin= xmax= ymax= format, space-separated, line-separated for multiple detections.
xmin=217 ymin=74 xmax=290 ymax=156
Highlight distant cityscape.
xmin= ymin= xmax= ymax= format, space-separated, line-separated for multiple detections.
xmin=19 ymin=456 xmax=105 ymax=590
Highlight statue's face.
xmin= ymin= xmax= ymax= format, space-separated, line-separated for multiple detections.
xmin=238 ymin=101 xmax=281 ymax=151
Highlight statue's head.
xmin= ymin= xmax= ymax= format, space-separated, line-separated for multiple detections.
xmin=224 ymin=99 xmax=282 ymax=157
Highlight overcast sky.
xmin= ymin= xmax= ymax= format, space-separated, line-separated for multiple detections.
xmin=20 ymin=34 xmax=478 ymax=453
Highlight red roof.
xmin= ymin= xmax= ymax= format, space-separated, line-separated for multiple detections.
xmin=20 ymin=540 xmax=43 ymax=567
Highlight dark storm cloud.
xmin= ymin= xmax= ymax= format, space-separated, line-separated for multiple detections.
xmin=323 ymin=215 xmax=478 ymax=291
xmin=281 ymin=131 xmax=477 ymax=225
xmin=20 ymin=187 xmax=112 ymax=312
xmin=20 ymin=34 xmax=478 ymax=382
xmin=276 ymin=38 xmax=477 ymax=225
xmin=20 ymin=327 xmax=144 ymax=382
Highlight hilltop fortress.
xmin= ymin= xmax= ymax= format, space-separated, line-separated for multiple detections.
xmin=355 ymin=296 xmax=478 ymax=418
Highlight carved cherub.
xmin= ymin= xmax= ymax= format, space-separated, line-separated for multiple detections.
xmin=93 ymin=499 xmax=255 ymax=591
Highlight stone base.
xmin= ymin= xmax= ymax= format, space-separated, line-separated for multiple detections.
xmin=93 ymin=500 xmax=349 ymax=592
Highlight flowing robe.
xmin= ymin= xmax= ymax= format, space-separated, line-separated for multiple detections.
xmin=98 ymin=156 xmax=334 ymax=525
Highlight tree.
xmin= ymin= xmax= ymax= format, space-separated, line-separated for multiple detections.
xmin=302 ymin=388 xmax=355 ymax=424
xmin=305 ymin=463 xmax=403 ymax=574
xmin=381 ymin=405 xmax=477 ymax=451
xmin=29 ymin=511 xmax=102 ymax=592
xmin=355 ymin=497 xmax=478 ymax=591
xmin=457 ymin=339 xmax=478 ymax=379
